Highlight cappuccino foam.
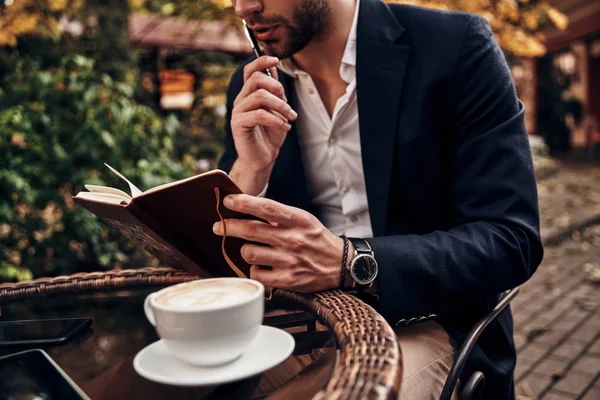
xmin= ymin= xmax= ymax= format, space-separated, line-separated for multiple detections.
xmin=156 ymin=280 xmax=258 ymax=309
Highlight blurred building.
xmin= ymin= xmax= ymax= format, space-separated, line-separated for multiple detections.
xmin=62 ymin=13 xmax=253 ymax=111
xmin=129 ymin=14 xmax=252 ymax=110
xmin=129 ymin=14 xmax=251 ymax=54
xmin=514 ymin=0 xmax=600 ymax=154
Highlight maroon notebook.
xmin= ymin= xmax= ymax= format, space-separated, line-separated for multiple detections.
xmin=73 ymin=164 xmax=253 ymax=278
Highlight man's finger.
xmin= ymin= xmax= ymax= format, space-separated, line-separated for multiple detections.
xmin=223 ymin=195 xmax=310 ymax=226
xmin=235 ymin=71 xmax=286 ymax=106
xmin=213 ymin=219 xmax=279 ymax=245
xmin=243 ymin=56 xmax=280 ymax=82
xmin=233 ymin=109 xmax=291 ymax=132
xmin=268 ymin=64 xmax=279 ymax=81
xmin=240 ymin=244 xmax=295 ymax=268
xmin=235 ymin=89 xmax=297 ymax=121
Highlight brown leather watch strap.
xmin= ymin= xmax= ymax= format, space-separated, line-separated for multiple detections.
xmin=341 ymin=237 xmax=358 ymax=291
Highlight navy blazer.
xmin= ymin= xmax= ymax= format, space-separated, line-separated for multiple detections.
xmin=219 ymin=1 xmax=544 ymax=398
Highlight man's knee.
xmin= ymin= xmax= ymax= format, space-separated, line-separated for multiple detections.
xmin=395 ymin=321 xmax=457 ymax=400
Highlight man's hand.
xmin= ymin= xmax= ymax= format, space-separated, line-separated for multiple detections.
xmin=229 ymin=56 xmax=298 ymax=195
xmin=212 ymin=194 xmax=344 ymax=293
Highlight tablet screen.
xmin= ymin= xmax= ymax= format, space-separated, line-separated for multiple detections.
xmin=0 ymin=350 xmax=88 ymax=399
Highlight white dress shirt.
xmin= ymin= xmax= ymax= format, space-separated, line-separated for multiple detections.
xmin=278 ymin=0 xmax=373 ymax=238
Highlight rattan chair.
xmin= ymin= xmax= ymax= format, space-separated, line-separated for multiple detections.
xmin=439 ymin=287 xmax=520 ymax=400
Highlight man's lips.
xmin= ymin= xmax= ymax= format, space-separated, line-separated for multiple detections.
xmin=251 ymin=25 xmax=279 ymax=41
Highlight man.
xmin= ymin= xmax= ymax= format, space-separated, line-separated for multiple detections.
xmin=215 ymin=0 xmax=544 ymax=398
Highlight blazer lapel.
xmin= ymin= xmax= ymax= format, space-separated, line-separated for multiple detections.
xmin=356 ymin=0 xmax=410 ymax=237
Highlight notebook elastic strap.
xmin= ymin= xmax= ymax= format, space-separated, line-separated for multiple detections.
xmin=214 ymin=187 xmax=274 ymax=301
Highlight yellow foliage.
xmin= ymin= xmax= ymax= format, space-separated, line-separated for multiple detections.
xmin=0 ymin=0 xmax=79 ymax=46
xmin=546 ymin=7 xmax=569 ymax=31
xmin=129 ymin=0 xmax=145 ymax=9
xmin=10 ymin=15 xmax=41 ymax=35
xmin=210 ymin=0 xmax=230 ymax=10
xmin=49 ymin=0 xmax=68 ymax=11
xmin=387 ymin=0 xmax=568 ymax=57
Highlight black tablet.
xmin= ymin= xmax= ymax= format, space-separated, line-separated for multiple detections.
xmin=0 ymin=318 xmax=92 ymax=348
xmin=0 ymin=349 xmax=89 ymax=399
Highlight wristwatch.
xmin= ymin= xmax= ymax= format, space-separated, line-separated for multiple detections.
xmin=344 ymin=237 xmax=378 ymax=290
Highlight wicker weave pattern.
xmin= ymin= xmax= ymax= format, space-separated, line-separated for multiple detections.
xmin=278 ymin=289 xmax=402 ymax=400
xmin=0 ymin=267 xmax=197 ymax=305
xmin=0 ymin=269 xmax=402 ymax=399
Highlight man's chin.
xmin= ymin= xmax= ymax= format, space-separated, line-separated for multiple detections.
xmin=262 ymin=41 xmax=294 ymax=60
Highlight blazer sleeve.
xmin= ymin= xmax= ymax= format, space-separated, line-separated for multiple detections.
xmin=369 ymin=16 xmax=544 ymax=323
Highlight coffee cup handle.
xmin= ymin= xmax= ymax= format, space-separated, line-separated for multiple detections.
xmin=144 ymin=293 xmax=158 ymax=326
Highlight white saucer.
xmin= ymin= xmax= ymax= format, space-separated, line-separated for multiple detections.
xmin=133 ymin=325 xmax=295 ymax=386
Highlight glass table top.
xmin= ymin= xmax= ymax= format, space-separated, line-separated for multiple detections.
xmin=0 ymin=287 xmax=338 ymax=399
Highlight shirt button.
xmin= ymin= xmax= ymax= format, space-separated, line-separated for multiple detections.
xmin=329 ymin=136 xmax=337 ymax=145
xmin=308 ymin=88 xmax=316 ymax=95
xmin=341 ymin=185 xmax=349 ymax=193
xmin=350 ymin=216 xmax=358 ymax=223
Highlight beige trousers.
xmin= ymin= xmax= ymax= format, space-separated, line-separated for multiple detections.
xmin=257 ymin=314 xmax=457 ymax=399
xmin=395 ymin=320 xmax=458 ymax=400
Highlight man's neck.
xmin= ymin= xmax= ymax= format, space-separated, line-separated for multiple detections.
xmin=292 ymin=0 xmax=357 ymax=82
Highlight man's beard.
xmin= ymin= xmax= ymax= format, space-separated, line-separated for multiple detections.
xmin=247 ymin=0 xmax=330 ymax=59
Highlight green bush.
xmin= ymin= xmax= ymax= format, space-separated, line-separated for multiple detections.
xmin=0 ymin=55 xmax=192 ymax=281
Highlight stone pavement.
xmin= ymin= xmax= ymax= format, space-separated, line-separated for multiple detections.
xmin=537 ymin=164 xmax=600 ymax=246
xmin=513 ymin=227 xmax=600 ymax=400
xmin=512 ymin=155 xmax=600 ymax=400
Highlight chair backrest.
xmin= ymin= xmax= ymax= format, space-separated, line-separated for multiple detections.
xmin=439 ymin=287 xmax=520 ymax=400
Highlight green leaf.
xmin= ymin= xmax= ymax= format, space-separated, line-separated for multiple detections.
xmin=0 ymin=263 xmax=33 ymax=282
xmin=101 ymin=130 xmax=115 ymax=148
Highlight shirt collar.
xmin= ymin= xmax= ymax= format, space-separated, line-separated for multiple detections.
xmin=278 ymin=0 xmax=359 ymax=84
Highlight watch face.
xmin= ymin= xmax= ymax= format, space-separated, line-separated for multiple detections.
xmin=350 ymin=254 xmax=378 ymax=285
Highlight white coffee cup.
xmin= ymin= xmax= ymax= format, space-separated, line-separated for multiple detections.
xmin=143 ymin=277 xmax=264 ymax=367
